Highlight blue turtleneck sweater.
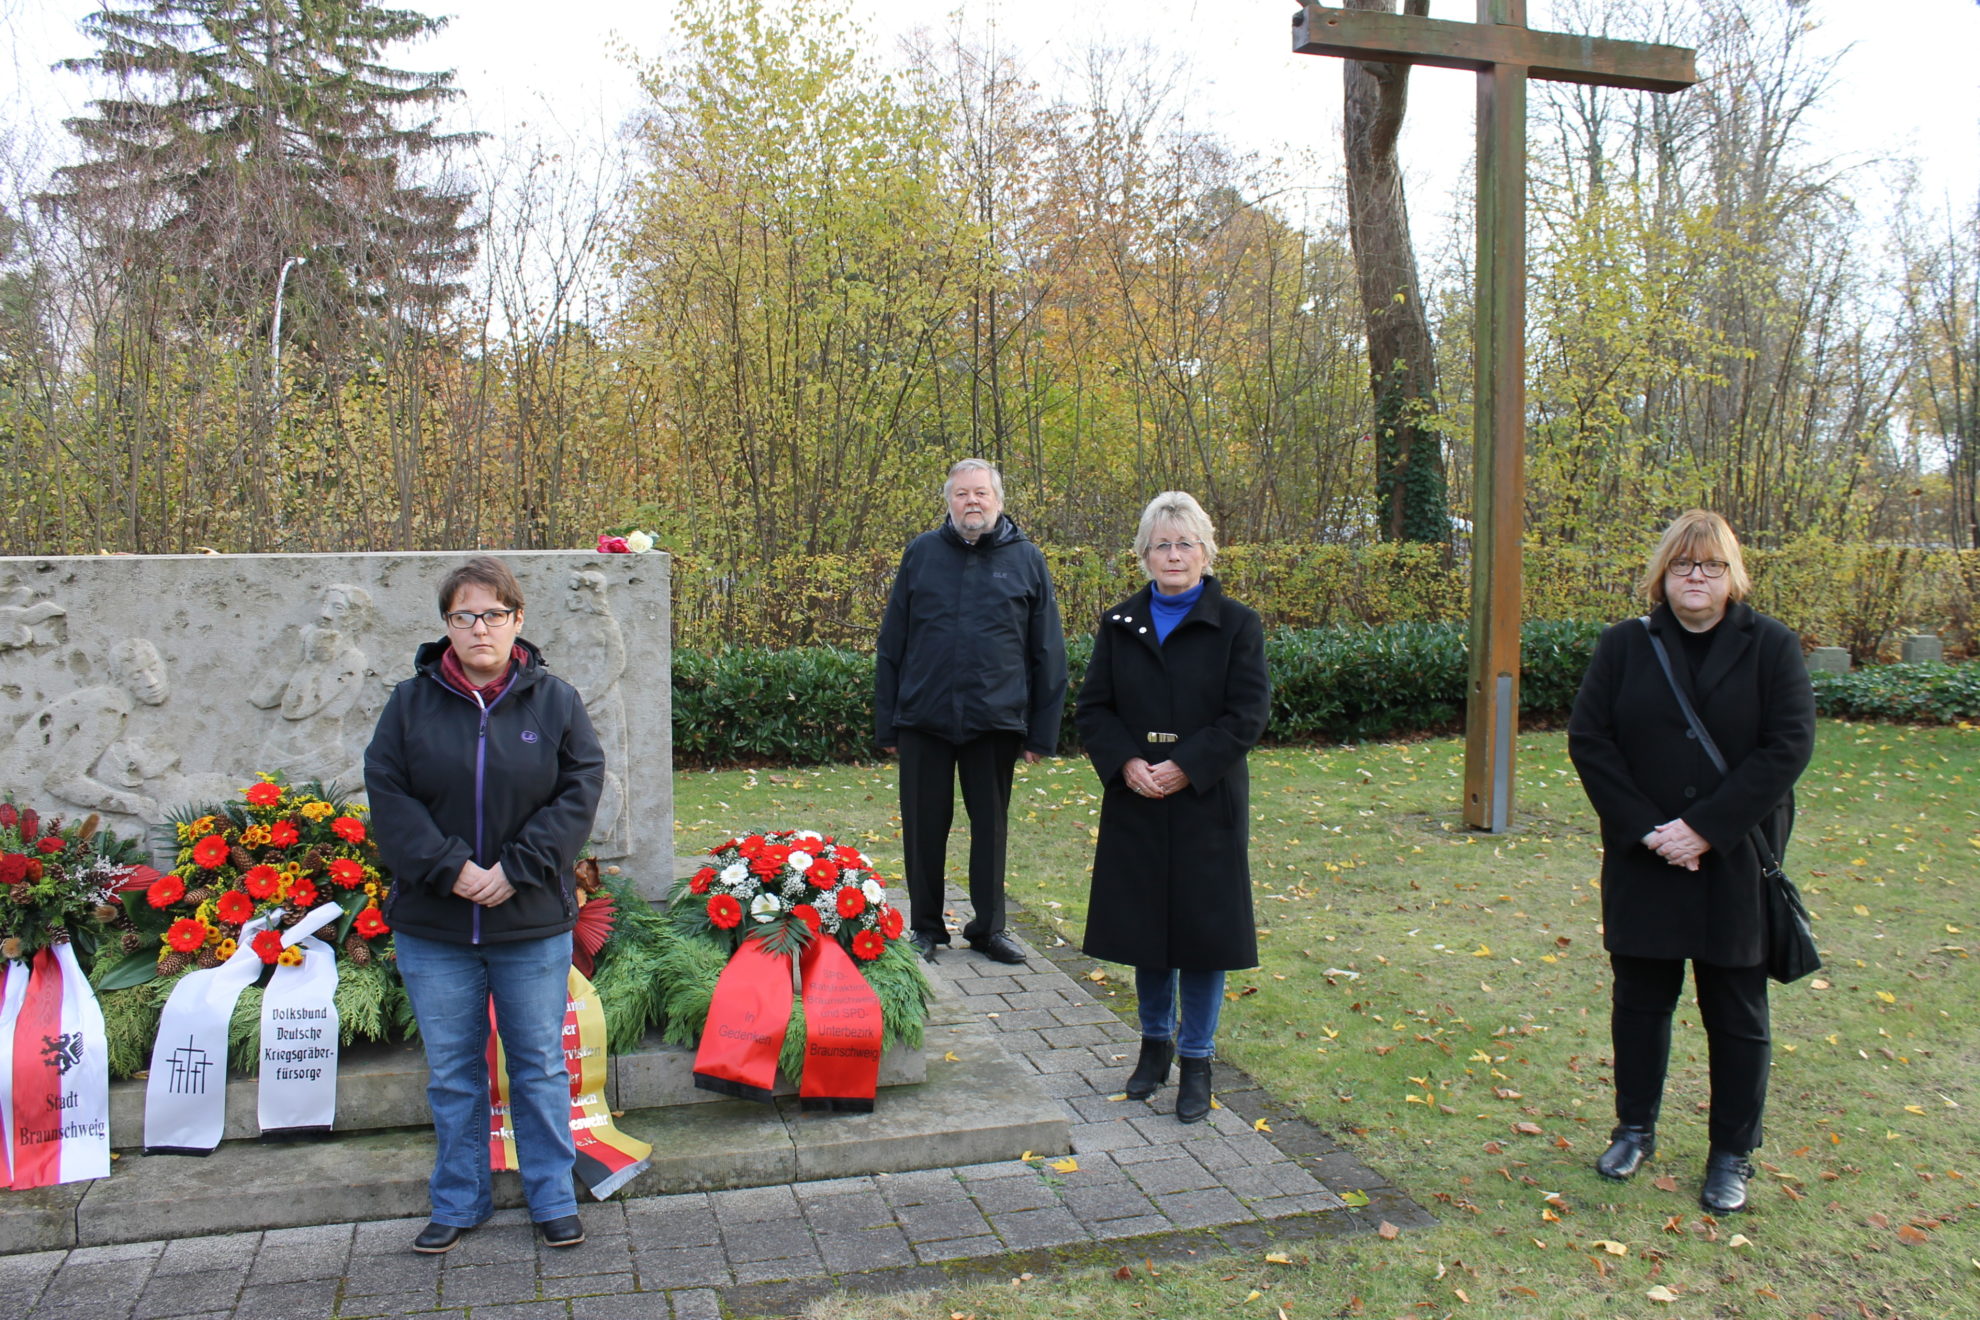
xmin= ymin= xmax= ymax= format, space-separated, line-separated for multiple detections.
xmin=1149 ymin=579 xmax=1205 ymax=643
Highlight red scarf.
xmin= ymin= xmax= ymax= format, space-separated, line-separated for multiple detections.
xmin=439 ymin=644 xmax=525 ymax=703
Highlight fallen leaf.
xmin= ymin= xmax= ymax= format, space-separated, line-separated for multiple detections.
xmin=1254 ymin=1118 xmax=1273 ymax=1133
xmin=1454 ymin=1288 xmax=1471 ymax=1303
xmin=1338 ymin=1189 xmax=1370 ymax=1207
xmin=1811 ymin=978 xmax=1832 ymax=989
xmin=1049 ymin=1158 xmax=1079 ymax=1173
xmin=1592 ymin=1240 xmax=1628 ymax=1256
xmin=1472 ymin=944 xmax=1493 ymax=957
xmin=1876 ymin=990 xmax=1897 ymax=1003
xmin=1376 ymin=1221 xmax=1401 ymax=1239
xmin=1728 ymin=1233 xmax=1752 ymax=1248
xmin=942 ymin=1051 xmax=961 ymax=1062
xmin=1020 ymin=1151 xmax=1034 ymax=1162
xmin=1085 ymin=969 xmax=1109 ymax=983
xmin=1244 ymin=1290 xmax=1262 ymax=1302
xmin=1114 ymin=1266 xmax=1133 ymax=1281
xmin=1652 ymin=1173 xmax=1680 ymax=1193
xmin=1265 ymin=1252 xmax=1294 ymax=1264
xmin=1904 ymin=1105 xmax=1927 ymax=1116
xmin=1646 ymin=1285 xmax=1680 ymax=1302
xmin=1898 ymin=1225 xmax=1930 ymax=1245
xmin=1513 ymin=1122 xmax=1543 ymax=1136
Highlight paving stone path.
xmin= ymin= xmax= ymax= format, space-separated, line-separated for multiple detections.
xmin=2 ymin=908 xmax=1427 ymax=1319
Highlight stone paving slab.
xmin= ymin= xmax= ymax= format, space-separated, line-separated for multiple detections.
xmin=4 ymin=894 xmax=1426 ymax=1316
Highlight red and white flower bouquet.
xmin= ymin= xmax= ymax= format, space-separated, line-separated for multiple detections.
xmin=671 ymin=830 xmax=906 ymax=962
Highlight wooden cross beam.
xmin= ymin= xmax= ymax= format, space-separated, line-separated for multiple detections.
xmin=1293 ymin=2 xmax=1697 ymax=832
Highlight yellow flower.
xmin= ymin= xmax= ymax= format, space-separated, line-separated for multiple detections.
xmin=281 ymin=861 xmax=305 ymax=878
xmin=175 ymin=822 xmax=194 ymax=843
xmin=241 ymin=824 xmax=272 ymax=846
xmin=215 ymin=938 xmax=238 ymax=959
xmin=277 ymin=947 xmax=304 ymax=967
xmin=192 ymin=816 xmax=217 ymax=834
xmin=363 ymin=881 xmax=379 ymax=897
xmin=299 ymin=801 xmax=335 ymax=822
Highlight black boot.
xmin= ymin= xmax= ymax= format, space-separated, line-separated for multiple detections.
xmin=1123 ymin=1037 xmax=1174 ymax=1101
xmin=1176 ymin=1056 xmax=1212 ymax=1124
xmin=1700 ymin=1149 xmax=1754 ymax=1214
xmin=1595 ymin=1124 xmax=1657 ymax=1181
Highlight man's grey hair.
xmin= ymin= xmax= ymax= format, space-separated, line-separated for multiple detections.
xmin=1133 ymin=491 xmax=1218 ymax=572
xmin=943 ymin=457 xmax=1004 ymax=502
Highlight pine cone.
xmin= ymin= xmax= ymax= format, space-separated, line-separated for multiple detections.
xmin=230 ymin=845 xmax=256 ymax=870
xmin=10 ymin=886 xmax=34 ymax=906
xmin=120 ymin=930 xmax=144 ymax=954
xmin=156 ymin=951 xmax=190 ymax=977
xmin=184 ymin=887 xmax=215 ymax=907
xmin=342 ymin=932 xmax=372 ymax=966
xmin=195 ymin=946 xmax=221 ymax=969
xmin=281 ymin=907 xmax=306 ymax=927
xmin=44 ymin=925 xmax=69 ymax=944
xmin=305 ymin=846 xmax=330 ymax=872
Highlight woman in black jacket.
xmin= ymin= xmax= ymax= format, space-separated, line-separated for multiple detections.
xmin=1075 ymin=492 xmax=1270 ymax=1122
xmin=365 ymin=557 xmax=604 ymax=1253
xmin=1568 ymin=511 xmax=1815 ymax=1213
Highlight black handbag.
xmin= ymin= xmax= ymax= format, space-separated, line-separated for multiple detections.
xmin=1641 ymin=621 xmax=1822 ymax=983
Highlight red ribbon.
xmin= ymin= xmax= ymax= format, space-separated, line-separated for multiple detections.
xmin=690 ymin=939 xmax=795 ymax=1102
xmin=10 ymin=949 xmax=65 ymax=1189
xmin=797 ymin=937 xmax=884 ymax=1113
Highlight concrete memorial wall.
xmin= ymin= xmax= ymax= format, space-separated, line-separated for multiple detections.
xmin=0 ymin=551 xmax=672 ymax=892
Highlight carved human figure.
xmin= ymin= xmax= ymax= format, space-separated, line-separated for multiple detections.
xmin=0 ymin=600 xmax=65 ymax=651
xmin=559 ymin=571 xmax=629 ymax=858
xmin=8 ymin=637 xmax=172 ymax=820
xmin=248 ymin=585 xmax=376 ymax=791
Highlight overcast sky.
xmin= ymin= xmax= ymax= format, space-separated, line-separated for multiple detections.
xmin=6 ymin=0 xmax=1977 ymax=239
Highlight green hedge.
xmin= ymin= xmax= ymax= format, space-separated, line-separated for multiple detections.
xmin=672 ymin=620 xmax=1608 ymax=767
xmin=1809 ymin=662 xmax=1980 ymax=724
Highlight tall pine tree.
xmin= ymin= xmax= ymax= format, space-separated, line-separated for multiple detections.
xmin=48 ymin=0 xmax=478 ymax=353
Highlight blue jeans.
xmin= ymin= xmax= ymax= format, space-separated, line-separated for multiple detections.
xmin=394 ymin=930 xmax=577 ymax=1226
xmin=1135 ymin=967 xmax=1226 ymax=1059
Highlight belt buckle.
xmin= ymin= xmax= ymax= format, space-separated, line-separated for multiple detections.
xmin=1146 ymin=732 xmax=1178 ymax=744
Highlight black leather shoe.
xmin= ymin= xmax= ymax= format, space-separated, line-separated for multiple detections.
xmin=1700 ymin=1149 xmax=1754 ymax=1214
xmin=1176 ymin=1056 xmax=1213 ymax=1124
xmin=412 ymin=1221 xmax=468 ymax=1254
xmin=969 ymin=931 xmax=1027 ymax=965
xmin=538 ymin=1214 xmax=586 ymax=1247
xmin=1123 ymin=1037 xmax=1175 ymax=1100
xmin=1595 ymin=1124 xmax=1657 ymax=1181
xmin=909 ymin=931 xmax=941 ymax=963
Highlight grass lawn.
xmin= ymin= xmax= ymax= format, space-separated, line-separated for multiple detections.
xmin=671 ymin=723 xmax=1979 ymax=1320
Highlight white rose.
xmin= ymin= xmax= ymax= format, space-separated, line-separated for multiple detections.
xmin=749 ymin=893 xmax=784 ymax=923
xmin=626 ymin=529 xmax=655 ymax=554
xmin=787 ymin=850 xmax=815 ymax=874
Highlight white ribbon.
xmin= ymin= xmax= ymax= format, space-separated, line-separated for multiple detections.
xmin=142 ymin=916 xmax=275 ymax=1155
xmin=255 ymin=902 xmax=345 ymax=1135
xmin=0 ymin=959 xmax=29 ymax=1178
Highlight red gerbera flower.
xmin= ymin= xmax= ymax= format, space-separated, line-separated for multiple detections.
xmin=269 ymin=820 xmax=300 ymax=847
xmin=243 ymin=865 xmax=280 ymax=900
xmin=36 ymin=836 xmax=65 ymax=855
xmin=851 ymin=929 xmax=885 ymax=961
xmin=22 ymin=859 xmax=40 ymax=882
xmin=288 ymin=877 xmax=319 ymax=908
xmin=355 ymin=907 xmax=389 ymax=938
xmin=146 ymin=873 xmax=186 ymax=908
xmin=707 ymin=894 xmax=743 ymax=930
xmin=879 ymin=905 xmax=904 ymax=940
xmin=689 ymin=866 xmax=716 ymax=895
xmin=791 ymin=903 xmax=821 ymax=934
xmin=835 ymin=886 xmax=866 ymax=920
xmin=215 ymin=891 xmax=254 ymax=925
xmin=328 ymin=858 xmax=365 ymax=889
xmin=748 ymin=844 xmax=791 ymax=877
xmin=243 ymin=781 xmax=283 ymax=806
xmin=0 ymin=854 xmax=26 ymax=886
xmin=165 ymin=917 xmax=210 ymax=954
xmin=330 ymin=816 xmax=366 ymax=844
xmin=251 ymin=929 xmax=285 ymax=964
xmin=832 ymin=845 xmax=865 ymax=869
xmin=805 ymin=859 xmax=840 ymax=888
xmin=191 ymin=834 xmax=229 ymax=869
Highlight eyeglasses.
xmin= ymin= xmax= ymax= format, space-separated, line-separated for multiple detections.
xmin=446 ymin=608 xmax=517 ymax=630
xmin=1667 ymin=558 xmax=1729 ymax=579
xmin=1149 ymin=539 xmax=1201 ymax=556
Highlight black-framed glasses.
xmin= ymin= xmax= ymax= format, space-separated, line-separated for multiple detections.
xmin=1149 ymin=539 xmax=1201 ymax=556
xmin=1667 ymin=558 xmax=1729 ymax=579
xmin=446 ymin=608 xmax=517 ymax=630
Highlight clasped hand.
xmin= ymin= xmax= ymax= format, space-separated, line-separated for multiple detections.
xmin=1643 ymin=819 xmax=1710 ymax=872
xmin=1124 ymin=756 xmax=1190 ymax=799
xmin=453 ymin=859 xmax=516 ymax=907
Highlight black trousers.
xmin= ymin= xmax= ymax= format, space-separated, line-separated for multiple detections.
xmin=1610 ymin=952 xmax=1771 ymax=1154
xmin=896 ymin=727 xmax=1020 ymax=943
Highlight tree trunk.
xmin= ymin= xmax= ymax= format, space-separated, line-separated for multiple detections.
xmin=1343 ymin=0 xmax=1448 ymax=543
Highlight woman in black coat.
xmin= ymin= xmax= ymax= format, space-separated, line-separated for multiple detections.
xmin=1568 ymin=510 xmax=1815 ymax=1214
xmin=1075 ymin=491 xmax=1270 ymax=1123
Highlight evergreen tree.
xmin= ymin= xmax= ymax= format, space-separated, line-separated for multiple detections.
xmin=47 ymin=0 xmax=478 ymax=351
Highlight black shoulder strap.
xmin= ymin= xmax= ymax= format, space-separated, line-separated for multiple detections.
xmin=1639 ymin=618 xmax=1780 ymax=875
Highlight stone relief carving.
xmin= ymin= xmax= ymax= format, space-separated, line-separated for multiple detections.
xmin=0 ymin=600 xmax=64 ymax=652
xmin=247 ymin=584 xmax=380 ymax=795
xmin=557 ymin=570 xmax=630 ymax=859
xmin=6 ymin=637 xmax=171 ymax=821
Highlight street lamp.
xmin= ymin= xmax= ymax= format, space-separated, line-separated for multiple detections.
xmin=271 ymin=256 xmax=307 ymax=402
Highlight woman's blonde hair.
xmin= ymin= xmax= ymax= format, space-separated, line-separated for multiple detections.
xmin=1133 ymin=492 xmax=1217 ymax=574
xmin=1638 ymin=510 xmax=1751 ymax=604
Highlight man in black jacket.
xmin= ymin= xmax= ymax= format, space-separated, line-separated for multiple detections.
xmin=876 ymin=459 xmax=1066 ymax=964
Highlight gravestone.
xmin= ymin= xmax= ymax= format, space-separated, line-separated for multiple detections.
xmin=0 ymin=551 xmax=672 ymax=896
xmin=1901 ymin=634 xmax=1944 ymax=665
xmin=1806 ymin=647 xmax=1850 ymax=675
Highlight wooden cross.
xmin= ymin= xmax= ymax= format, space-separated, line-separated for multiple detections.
xmin=1293 ymin=2 xmax=1697 ymax=832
